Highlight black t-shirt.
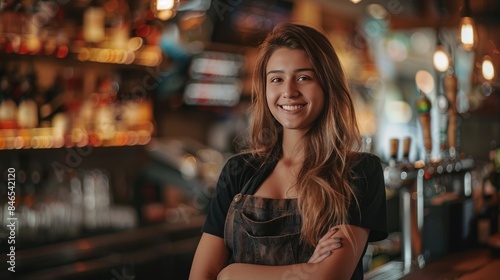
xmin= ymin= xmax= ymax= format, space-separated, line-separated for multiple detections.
xmin=202 ymin=152 xmax=388 ymax=278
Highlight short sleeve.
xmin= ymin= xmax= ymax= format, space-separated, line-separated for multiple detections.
xmin=348 ymin=153 xmax=388 ymax=242
xmin=202 ymin=154 xmax=253 ymax=238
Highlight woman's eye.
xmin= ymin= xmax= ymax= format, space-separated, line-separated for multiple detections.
xmin=270 ymin=77 xmax=282 ymax=83
xmin=298 ymin=76 xmax=311 ymax=81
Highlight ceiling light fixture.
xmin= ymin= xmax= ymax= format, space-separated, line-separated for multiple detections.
xmin=433 ymin=29 xmax=451 ymax=72
xmin=459 ymin=0 xmax=476 ymax=51
xmin=151 ymin=0 xmax=180 ymax=21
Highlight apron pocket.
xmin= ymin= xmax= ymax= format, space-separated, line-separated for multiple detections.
xmin=242 ymin=230 xmax=301 ymax=265
xmin=241 ymin=212 xmax=299 ymax=237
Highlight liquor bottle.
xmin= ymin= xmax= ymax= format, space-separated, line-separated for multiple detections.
xmin=104 ymin=0 xmax=131 ymax=50
xmin=0 ymin=76 xmax=18 ymax=129
xmin=16 ymin=66 xmax=39 ymax=129
xmin=83 ymin=0 xmax=106 ymax=45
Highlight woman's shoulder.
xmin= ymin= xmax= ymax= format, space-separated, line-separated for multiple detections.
xmin=349 ymin=153 xmax=385 ymax=195
xmin=225 ymin=152 xmax=260 ymax=166
xmin=351 ymin=152 xmax=384 ymax=183
xmin=353 ymin=152 xmax=382 ymax=168
xmin=221 ymin=152 xmax=264 ymax=176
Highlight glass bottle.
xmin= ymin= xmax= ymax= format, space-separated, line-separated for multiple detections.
xmin=83 ymin=0 xmax=106 ymax=45
xmin=16 ymin=65 xmax=39 ymax=129
xmin=0 ymin=75 xmax=18 ymax=129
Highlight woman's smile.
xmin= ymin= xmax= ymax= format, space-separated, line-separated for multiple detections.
xmin=280 ymin=104 xmax=306 ymax=112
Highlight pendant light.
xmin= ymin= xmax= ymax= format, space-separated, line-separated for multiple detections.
xmin=459 ymin=0 xmax=476 ymax=51
xmin=433 ymin=29 xmax=450 ymax=73
xmin=151 ymin=0 xmax=179 ymax=21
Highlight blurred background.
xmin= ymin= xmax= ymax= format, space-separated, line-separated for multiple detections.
xmin=0 ymin=0 xmax=499 ymax=279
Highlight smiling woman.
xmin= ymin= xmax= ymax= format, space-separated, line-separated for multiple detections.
xmin=189 ymin=23 xmax=388 ymax=280
xmin=265 ymin=48 xmax=325 ymax=132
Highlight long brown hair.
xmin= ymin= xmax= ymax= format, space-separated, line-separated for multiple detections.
xmin=247 ymin=23 xmax=361 ymax=246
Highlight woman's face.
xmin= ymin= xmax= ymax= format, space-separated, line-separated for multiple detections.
xmin=265 ymin=48 xmax=325 ymax=134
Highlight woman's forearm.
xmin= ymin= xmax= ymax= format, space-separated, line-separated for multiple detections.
xmin=217 ymin=263 xmax=314 ymax=280
xmin=217 ymin=262 xmax=347 ymax=280
xmin=190 ymin=233 xmax=229 ymax=280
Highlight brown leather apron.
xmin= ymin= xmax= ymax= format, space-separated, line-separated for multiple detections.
xmin=224 ymin=169 xmax=314 ymax=265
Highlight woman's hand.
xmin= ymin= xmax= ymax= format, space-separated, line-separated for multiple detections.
xmin=307 ymin=227 xmax=343 ymax=263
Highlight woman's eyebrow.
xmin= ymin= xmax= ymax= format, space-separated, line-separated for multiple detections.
xmin=266 ymin=68 xmax=315 ymax=76
xmin=266 ymin=70 xmax=284 ymax=76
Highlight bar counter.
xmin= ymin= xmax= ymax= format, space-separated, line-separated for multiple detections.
xmin=0 ymin=215 xmax=206 ymax=280
xmin=366 ymin=246 xmax=500 ymax=279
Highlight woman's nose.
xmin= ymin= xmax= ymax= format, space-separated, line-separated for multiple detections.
xmin=282 ymin=80 xmax=299 ymax=98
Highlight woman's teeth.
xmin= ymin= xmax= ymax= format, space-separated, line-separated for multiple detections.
xmin=281 ymin=105 xmax=304 ymax=111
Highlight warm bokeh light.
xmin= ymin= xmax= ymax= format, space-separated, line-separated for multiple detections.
xmin=83 ymin=7 xmax=105 ymax=43
xmin=128 ymin=37 xmax=143 ymax=51
xmin=152 ymin=0 xmax=178 ymax=20
xmin=415 ymin=70 xmax=435 ymax=94
xmin=156 ymin=9 xmax=175 ymax=21
xmin=433 ymin=46 xmax=450 ymax=72
xmin=459 ymin=17 xmax=476 ymax=51
xmin=156 ymin=0 xmax=175 ymax=10
xmin=482 ymin=55 xmax=495 ymax=81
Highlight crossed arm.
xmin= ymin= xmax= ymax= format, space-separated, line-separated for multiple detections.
xmin=189 ymin=225 xmax=369 ymax=280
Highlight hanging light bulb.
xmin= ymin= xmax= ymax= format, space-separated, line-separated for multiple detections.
xmin=459 ymin=0 xmax=476 ymax=51
xmin=482 ymin=55 xmax=495 ymax=81
xmin=151 ymin=0 xmax=179 ymax=21
xmin=433 ymin=45 xmax=450 ymax=72
xmin=351 ymin=0 xmax=362 ymax=3
xmin=460 ymin=17 xmax=476 ymax=51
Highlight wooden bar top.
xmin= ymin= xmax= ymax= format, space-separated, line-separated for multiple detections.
xmin=402 ymin=248 xmax=498 ymax=279
xmin=366 ymin=246 xmax=500 ymax=279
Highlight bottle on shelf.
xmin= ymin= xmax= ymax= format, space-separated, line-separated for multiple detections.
xmin=16 ymin=64 xmax=39 ymax=130
xmin=83 ymin=0 xmax=106 ymax=45
xmin=0 ymin=75 xmax=18 ymax=130
xmin=39 ymin=72 xmax=63 ymax=126
xmin=103 ymin=0 xmax=131 ymax=50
